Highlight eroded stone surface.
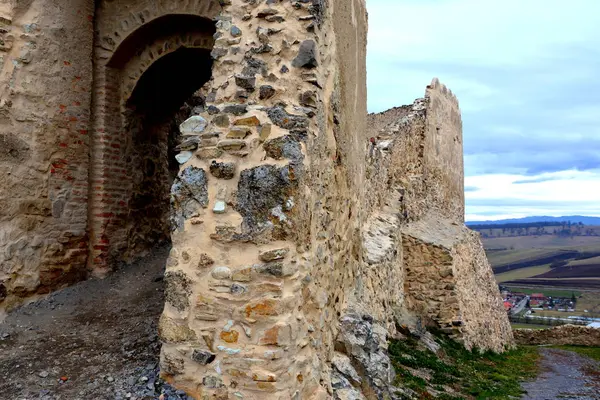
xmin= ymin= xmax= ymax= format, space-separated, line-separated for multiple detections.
xmin=170 ymin=167 xmax=209 ymax=231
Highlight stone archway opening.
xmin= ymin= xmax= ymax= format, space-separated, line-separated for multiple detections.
xmin=90 ymin=13 xmax=215 ymax=273
xmin=122 ymin=46 xmax=213 ymax=259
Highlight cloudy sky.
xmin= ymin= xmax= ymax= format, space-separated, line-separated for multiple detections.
xmin=367 ymin=0 xmax=600 ymax=221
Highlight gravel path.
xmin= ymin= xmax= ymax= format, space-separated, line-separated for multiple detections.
xmin=521 ymin=347 xmax=600 ymax=400
xmin=0 ymin=245 xmax=193 ymax=400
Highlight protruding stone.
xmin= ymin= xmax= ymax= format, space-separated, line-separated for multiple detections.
xmin=236 ymin=165 xmax=298 ymax=237
xmin=180 ymin=116 xmax=208 ymax=135
xmin=300 ymin=90 xmax=318 ymax=108
xmin=213 ymin=200 xmax=226 ymax=214
xmin=234 ymin=116 xmax=261 ymax=126
xmin=302 ymin=72 xmax=321 ymax=87
xmin=197 ymin=147 xmax=224 ymax=160
xmin=259 ymin=85 xmax=276 ymax=100
xmin=164 ymin=271 xmax=192 ymax=311
xmin=227 ymin=127 xmax=252 ymax=139
xmin=170 ymin=166 xmax=209 ymax=230
xmin=254 ymin=262 xmax=297 ymax=277
xmin=213 ymin=114 xmax=230 ymax=127
xmin=257 ymin=8 xmax=278 ymax=18
xmin=191 ymin=349 xmax=216 ymax=365
xmin=235 ymin=74 xmax=256 ymax=91
xmin=230 ymin=25 xmax=242 ymax=37
xmin=244 ymin=299 xmax=281 ymax=319
xmin=280 ymin=65 xmax=289 ymax=74
xmin=158 ymin=315 xmax=197 ymax=343
xmin=161 ymin=351 xmax=185 ymax=375
xmin=259 ymin=323 xmax=292 ymax=346
xmin=230 ymin=283 xmax=248 ymax=295
xmin=266 ymin=15 xmax=285 ymax=23
xmin=252 ymin=371 xmax=277 ymax=382
xmin=332 ymin=352 xmax=362 ymax=385
xmin=199 ymin=137 xmax=218 ymax=148
xmin=175 ymin=136 xmax=200 ymax=151
xmin=259 ymin=124 xmax=272 ymax=141
xmin=220 ymin=330 xmax=240 ymax=343
xmin=259 ymin=248 xmax=289 ymax=262
xmin=242 ymin=57 xmax=268 ymax=77
xmin=211 ymin=266 xmax=232 ymax=280
xmin=257 ymin=27 xmax=269 ymax=44
xmin=266 ymin=106 xmax=309 ymax=130
xmin=211 ymin=47 xmax=228 ymax=59
xmin=232 ymin=268 xmax=253 ymax=282
xmin=175 ymin=151 xmax=193 ymax=164
xmin=292 ymin=40 xmax=318 ymax=68
xmin=223 ymin=104 xmax=248 ymax=115
xmin=263 ymin=135 xmax=304 ymax=162
xmin=218 ymin=139 xmax=247 ymax=151
xmin=203 ymin=376 xmax=224 ymax=389
xmin=210 ymin=161 xmax=236 ymax=180
xmin=198 ymin=253 xmax=215 ymax=268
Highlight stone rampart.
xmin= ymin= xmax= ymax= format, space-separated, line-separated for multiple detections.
xmin=0 ymin=0 xmax=513 ymax=398
xmin=514 ymin=325 xmax=600 ymax=346
xmin=0 ymin=0 xmax=94 ymax=308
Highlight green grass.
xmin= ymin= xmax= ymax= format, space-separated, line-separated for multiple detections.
xmin=511 ymin=323 xmax=548 ymax=330
xmin=552 ymin=346 xmax=600 ymax=362
xmin=501 ymin=286 xmax=582 ymax=298
xmin=495 ymin=264 xmax=552 ymax=283
xmin=389 ymin=331 xmax=540 ymax=399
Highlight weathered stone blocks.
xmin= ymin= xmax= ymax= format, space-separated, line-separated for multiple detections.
xmin=236 ymin=164 xmax=298 ymax=238
xmin=170 ymin=166 xmax=209 ymax=231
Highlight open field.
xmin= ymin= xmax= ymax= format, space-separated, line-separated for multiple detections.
xmin=500 ymin=286 xmax=582 ymax=298
xmin=472 ymin=224 xmax=600 ymax=238
xmin=487 ymin=248 xmax=568 ymax=268
xmin=535 ymin=263 xmax=600 ymax=279
xmin=484 ymin=232 xmax=600 ymax=321
xmin=510 ymin=323 xmax=547 ymax=330
xmin=569 ymin=255 xmax=600 ymax=266
xmin=503 ymin=278 xmax=600 ymax=290
xmin=495 ymin=265 xmax=552 ymax=283
xmin=483 ymin=235 xmax=600 ymax=252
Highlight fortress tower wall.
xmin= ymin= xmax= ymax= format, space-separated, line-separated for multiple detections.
xmin=0 ymin=0 xmax=95 ymax=308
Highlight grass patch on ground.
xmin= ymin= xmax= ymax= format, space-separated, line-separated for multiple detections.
xmin=552 ymin=346 xmax=600 ymax=362
xmin=501 ymin=286 xmax=582 ymax=298
xmin=389 ymin=331 xmax=539 ymax=399
xmin=495 ymin=264 xmax=552 ymax=283
xmin=511 ymin=323 xmax=548 ymax=330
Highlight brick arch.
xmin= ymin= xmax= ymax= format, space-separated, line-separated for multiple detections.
xmin=89 ymin=2 xmax=219 ymax=276
xmin=94 ymin=0 xmax=221 ymax=57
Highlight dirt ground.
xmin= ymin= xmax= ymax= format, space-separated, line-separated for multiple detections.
xmin=521 ymin=348 xmax=600 ymax=400
xmin=0 ymin=245 xmax=192 ymax=400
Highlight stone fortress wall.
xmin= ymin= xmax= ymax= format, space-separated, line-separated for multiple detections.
xmin=0 ymin=0 xmax=513 ymax=399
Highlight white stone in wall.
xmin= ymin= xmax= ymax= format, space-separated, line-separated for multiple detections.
xmin=175 ymin=151 xmax=193 ymax=164
xmin=180 ymin=116 xmax=208 ymax=136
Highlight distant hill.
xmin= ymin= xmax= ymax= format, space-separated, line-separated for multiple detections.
xmin=467 ymin=216 xmax=600 ymax=226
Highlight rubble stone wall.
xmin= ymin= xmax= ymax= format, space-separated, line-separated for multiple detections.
xmin=360 ymin=85 xmax=513 ymax=355
xmin=157 ymin=0 xmax=369 ymax=398
xmin=0 ymin=0 xmax=94 ymax=308
xmin=514 ymin=325 xmax=600 ymax=347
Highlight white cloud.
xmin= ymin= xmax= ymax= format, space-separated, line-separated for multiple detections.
xmin=367 ymin=0 xmax=600 ymax=218
xmin=464 ymin=170 xmax=600 ymax=219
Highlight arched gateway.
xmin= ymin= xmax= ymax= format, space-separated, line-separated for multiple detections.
xmin=89 ymin=0 xmax=220 ymax=275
